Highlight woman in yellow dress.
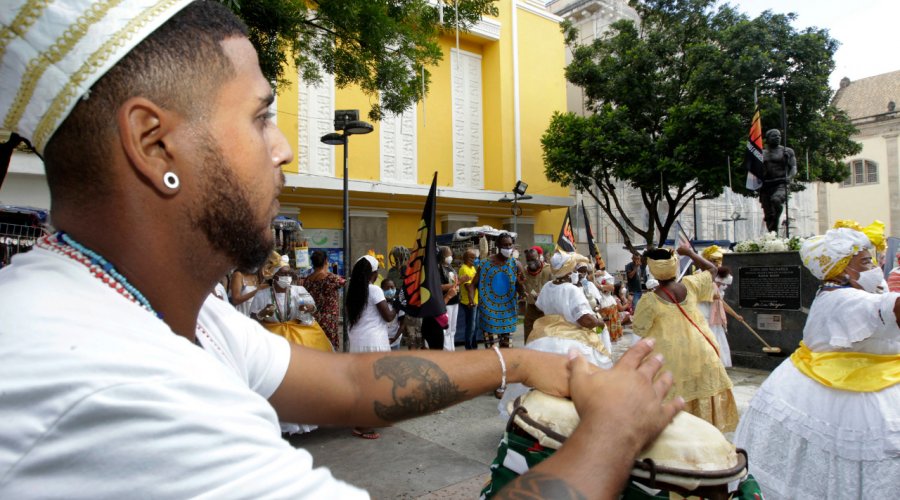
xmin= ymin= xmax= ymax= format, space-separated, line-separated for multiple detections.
xmin=631 ymin=243 xmax=738 ymax=432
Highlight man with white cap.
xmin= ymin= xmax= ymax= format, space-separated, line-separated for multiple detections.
xmin=0 ymin=2 xmax=682 ymax=497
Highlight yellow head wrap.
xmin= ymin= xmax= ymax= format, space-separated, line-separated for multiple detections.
xmin=800 ymin=222 xmax=881 ymax=281
xmin=647 ymin=249 xmax=679 ymax=280
xmin=833 ymin=220 xmax=886 ymax=253
xmin=702 ymin=245 xmax=724 ymax=262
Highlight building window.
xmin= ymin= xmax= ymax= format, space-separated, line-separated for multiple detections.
xmin=450 ymin=48 xmax=484 ymax=190
xmin=298 ymin=70 xmax=335 ymax=176
xmin=380 ymin=103 xmax=417 ymax=184
xmin=841 ymin=159 xmax=878 ymax=187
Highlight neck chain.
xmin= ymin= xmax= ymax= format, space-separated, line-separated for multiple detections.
xmin=39 ymin=232 xmax=162 ymax=319
xmin=270 ymin=285 xmax=291 ymax=322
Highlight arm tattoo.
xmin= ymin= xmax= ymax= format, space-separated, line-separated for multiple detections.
xmin=494 ymin=472 xmax=587 ymax=500
xmin=372 ymin=356 xmax=467 ymax=421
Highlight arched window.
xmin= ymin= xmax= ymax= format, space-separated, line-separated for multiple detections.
xmin=841 ymin=159 xmax=878 ymax=187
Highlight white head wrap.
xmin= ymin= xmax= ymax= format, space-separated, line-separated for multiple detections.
xmin=357 ymin=254 xmax=379 ymax=272
xmin=800 ymin=227 xmax=873 ymax=281
xmin=550 ymin=251 xmax=581 ymax=279
xmin=0 ymin=0 xmax=194 ymax=153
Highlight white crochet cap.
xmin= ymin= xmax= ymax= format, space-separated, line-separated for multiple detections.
xmin=0 ymin=0 xmax=194 ymax=153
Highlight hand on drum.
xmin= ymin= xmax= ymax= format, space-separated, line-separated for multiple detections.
xmin=567 ymin=338 xmax=683 ymax=453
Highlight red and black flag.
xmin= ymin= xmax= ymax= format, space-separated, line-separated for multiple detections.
xmin=556 ymin=208 xmax=576 ymax=252
xmin=744 ymin=91 xmax=764 ymax=191
xmin=581 ymin=201 xmax=601 ymax=268
xmin=400 ymin=173 xmax=446 ymax=318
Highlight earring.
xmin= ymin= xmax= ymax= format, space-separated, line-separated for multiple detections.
xmin=163 ymin=172 xmax=180 ymax=190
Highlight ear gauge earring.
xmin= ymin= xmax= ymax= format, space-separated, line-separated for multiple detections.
xmin=163 ymin=172 xmax=180 ymax=190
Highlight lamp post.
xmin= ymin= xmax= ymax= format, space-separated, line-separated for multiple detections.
xmin=722 ymin=210 xmax=747 ymax=243
xmin=498 ymin=180 xmax=531 ymax=239
xmin=320 ymin=110 xmax=373 ymax=351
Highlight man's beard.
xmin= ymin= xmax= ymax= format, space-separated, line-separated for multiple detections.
xmin=189 ymin=133 xmax=275 ymax=273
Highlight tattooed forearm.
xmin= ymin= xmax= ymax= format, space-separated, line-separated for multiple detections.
xmin=494 ymin=472 xmax=587 ymax=500
xmin=372 ymin=356 xmax=467 ymax=421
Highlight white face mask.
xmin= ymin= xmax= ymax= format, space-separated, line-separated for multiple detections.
xmin=444 ymin=256 xmax=453 ymax=265
xmin=473 ymin=250 xmax=480 ymax=258
xmin=570 ymin=272 xmax=580 ymax=285
xmin=276 ymin=276 xmax=292 ymax=288
xmin=500 ymin=248 xmax=513 ymax=258
xmin=854 ymin=267 xmax=887 ymax=294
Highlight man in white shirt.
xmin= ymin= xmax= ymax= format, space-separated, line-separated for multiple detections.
xmin=0 ymin=2 xmax=682 ymax=498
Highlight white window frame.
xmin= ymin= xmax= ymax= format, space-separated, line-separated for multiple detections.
xmin=841 ymin=159 xmax=878 ymax=187
xmin=450 ymin=48 xmax=484 ymax=190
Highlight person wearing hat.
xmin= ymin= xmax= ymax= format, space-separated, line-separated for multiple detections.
xmin=631 ymin=243 xmax=739 ymax=432
xmin=0 ymin=2 xmax=684 ymax=497
xmin=534 ymin=252 xmax=607 ymax=350
xmin=735 ymin=220 xmax=900 ymax=499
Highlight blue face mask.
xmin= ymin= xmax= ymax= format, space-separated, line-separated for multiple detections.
xmin=384 ymin=289 xmax=396 ymax=299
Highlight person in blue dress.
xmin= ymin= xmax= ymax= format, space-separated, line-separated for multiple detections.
xmin=473 ymin=233 xmax=523 ymax=354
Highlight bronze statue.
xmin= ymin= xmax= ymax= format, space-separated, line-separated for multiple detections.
xmin=759 ymin=129 xmax=796 ymax=233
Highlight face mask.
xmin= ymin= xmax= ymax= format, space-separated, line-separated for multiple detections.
xmin=473 ymin=250 xmax=480 ymax=258
xmin=570 ymin=272 xmax=580 ymax=285
xmin=526 ymin=261 xmax=540 ymax=272
xmin=853 ymin=267 xmax=887 ymax=294
xmin=444 ymin=256 xmax=453 ymax=265
xmin=500 ymin=248 xmax=513 ymax=258
xmin=384 ymin=289 xmax=396 ymax=299
xmin=276 ymin=276 xmax=292 ymax=288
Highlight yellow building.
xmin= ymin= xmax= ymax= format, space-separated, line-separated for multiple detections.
xmin=271 ymin=0 xmax=573 ymax=266
xmin=818 ymin=71 xmax=900 ymax=237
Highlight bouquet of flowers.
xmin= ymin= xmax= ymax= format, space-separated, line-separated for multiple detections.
xmin=734 ymin=232 xmax=805 ymax=253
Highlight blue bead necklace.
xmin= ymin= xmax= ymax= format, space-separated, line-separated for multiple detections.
xmin=56 ymin=231 xmax=162 ymax=319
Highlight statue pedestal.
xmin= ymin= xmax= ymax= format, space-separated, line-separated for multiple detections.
xmin=721 ymin=251 xmax=818 ymax=371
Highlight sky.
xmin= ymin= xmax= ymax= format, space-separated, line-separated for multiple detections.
xmin=728 ymin=0 xmax=900 ymax=89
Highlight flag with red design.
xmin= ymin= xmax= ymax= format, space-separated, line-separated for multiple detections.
xmin=744 ymin=93 xmax=764 ymax=191
xmin=556 ymin=208 xmax=576 ymax=252
xmin=400 ymin=173 xmax=446 ymax=318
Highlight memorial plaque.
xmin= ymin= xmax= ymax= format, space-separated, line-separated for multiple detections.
xmin=738 ymin=265 xmax=802 ymax=310
xmin=757 ymin=313 xmax=782 ymax=331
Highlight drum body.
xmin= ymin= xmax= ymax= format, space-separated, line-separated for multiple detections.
xmin=481 ymin=391 xmax=761 ymax=499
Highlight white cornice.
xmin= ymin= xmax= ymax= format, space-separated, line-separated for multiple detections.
xmin=517 ymin=1 xmax=564 ymax=23
xmin=470 ymin=17 xmax=502 ymax=41
xmin=441 ymin=214 xmax=480 ymax=223
xmin=349 ymin=210 xmax=389 ymax=218
xmin=284 ymin=172 xmax=573 ymax=208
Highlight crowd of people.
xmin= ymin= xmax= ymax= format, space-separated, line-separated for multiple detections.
xmin=1 ymin=1 xmax=898 ymax=498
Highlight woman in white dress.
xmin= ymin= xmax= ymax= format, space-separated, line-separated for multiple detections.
xmin=696 ymin=267 xmax=741 ymax=368
xmin=734 ymin=221 xmax=900 ymax=499
xmin=345 ymin=255 xmax=398 ymax=439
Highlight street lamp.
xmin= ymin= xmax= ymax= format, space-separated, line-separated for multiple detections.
xmin=320 ymin=109 xmax=373 ymax=351
xmin=721 ymin=210 xmax=747 ymax=243
xmin=498 ymin=180 xmax=532 ymax=239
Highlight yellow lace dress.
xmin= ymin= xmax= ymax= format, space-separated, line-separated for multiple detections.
xmin=631 ymin=271 xmax=738 ymax=432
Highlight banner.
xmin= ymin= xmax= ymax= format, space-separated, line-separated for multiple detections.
xmin=400 ymin=173 xmax=447 ymax=318
xmin=556 ymin=208 xmax=576 ymax=252
xmin=744 ymin=94 xmax=765 ymax=191
xmin=674 ymin=220 xmax=695 ymax=281
xmin=581 ymin=202 xmax=601 ymax=268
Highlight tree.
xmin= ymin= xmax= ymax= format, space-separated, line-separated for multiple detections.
xmin=542 ymin=0 xmax=860 ymax=253
xmin=222 ymin=0 xmax=499 ymax=121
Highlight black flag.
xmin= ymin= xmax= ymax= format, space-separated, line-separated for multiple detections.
xmin=581 ymin=202 xmax=600 ymax=267
xmin=401 ymin=173 xmax=446 ymax=318
xmin=556 ymin=208 xmax=576 ymax=252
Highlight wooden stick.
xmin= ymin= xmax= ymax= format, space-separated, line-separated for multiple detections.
xmin=736 ymin=318 xmax=782 ymax=353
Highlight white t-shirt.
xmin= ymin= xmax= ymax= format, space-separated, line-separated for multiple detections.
xmin=536 ymin=281 xmax=595 ymax=324
xmin=0 ymin=246 xmax=367 ymax=498
xmin=348 ymin=284 xmax=390 ymax=351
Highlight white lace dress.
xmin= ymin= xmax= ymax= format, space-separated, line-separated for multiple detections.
xmin=734 ymin=288 xmax=900 ymax=499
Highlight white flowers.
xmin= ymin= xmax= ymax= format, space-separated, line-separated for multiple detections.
xmin=734 ymin=233 xmax=805 ymax=253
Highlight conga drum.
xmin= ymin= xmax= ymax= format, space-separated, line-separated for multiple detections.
xmin=481 ymin=390 xmax=759 ymax=500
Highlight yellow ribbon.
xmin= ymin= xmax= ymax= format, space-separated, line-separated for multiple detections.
xmin=791 ymin=342 xmax=900 ymax=392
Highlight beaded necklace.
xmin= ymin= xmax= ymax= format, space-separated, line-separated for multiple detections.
xmin=38 ymin=232 xmax=162 ymax=319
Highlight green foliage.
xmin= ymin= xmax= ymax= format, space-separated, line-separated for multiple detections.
xmin=222 ymin=0 xmax=498 ymax=121
xmin=543 ymin=0 xmax=860 ymax=251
